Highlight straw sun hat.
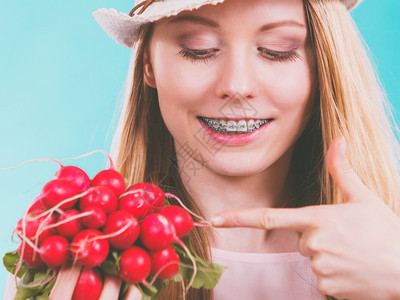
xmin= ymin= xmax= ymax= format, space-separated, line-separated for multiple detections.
xmin=93 ymin=0 xmax=362 ymax=48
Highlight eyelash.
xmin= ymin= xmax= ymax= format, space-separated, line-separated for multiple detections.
xmin=178 ymin=46 xmax=301 ymax=63
xmin=178 ymin=47 xmax=218 ymax=64
xmin=257 ymin=47 xmax=301 ymax=62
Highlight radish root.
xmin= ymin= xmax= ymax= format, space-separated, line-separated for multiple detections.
xmin=165 ymin=193 xmax=210 ymax=226
xmin=175 ymin=239 xmax=197 ymax=293
xmin=41 ymin=211 xmax=93 ymax=232
xmin=147 ymin=260 xmax=180 ymax=286
xmin=0 ymin=158 xmax=63 ymax=172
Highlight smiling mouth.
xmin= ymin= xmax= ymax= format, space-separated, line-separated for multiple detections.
xmin=198 ymin=117 xmax=273 ymax=134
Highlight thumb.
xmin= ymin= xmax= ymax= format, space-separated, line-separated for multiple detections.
xmin=326 ymin=136 xmax=371 ymax=202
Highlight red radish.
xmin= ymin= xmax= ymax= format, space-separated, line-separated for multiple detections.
xmin=71 ymin=229 xmax=109 ymax=267
xmin=72 ymin=267 xmax=103 ymax=300
xmin=140 ymin=214 xmax=175 ymax=251
xmin=41 ymin=179 xmax=81 ymax=209
xmin=27 ymin=199 xmax=48 ymax=215
xmin=91 ymin=169 xmax=126 ymax=196
xmin=161 ymin=206 xmax=194 ymax=238
xmin=56 ymin=210 xmax=83 ymax=239
xmin=141 ymin=213 xmax=198 ymax=290
xmin=39 ymin=235 xmax=70 ymax=268
xmin=139 ymin=213 xmax=198 ymax=287
xmin=119 ymin=246 xmax=151 ymax=284
xmin=103 ymin=211 xmax=140 ymax=250
xmin=80 ymin=186 xmax=118 ymax=214
xmin=127 ymin=182 xmax=165 ymax=212
xmin=16 ymin=213 xmax=56 ymax=242
xmin=18 ymin=242 xmax=45 ymax=268
xmin=81 ymin=206 xmax=107 ymax=229
xmin=54 ymin=165 xmax=91 ymax=192
xmin=150 ymin=246 xmax=180 ymax=279
xmin=119 ymin=192 xmax=151 ymax=219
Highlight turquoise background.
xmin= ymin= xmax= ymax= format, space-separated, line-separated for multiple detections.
xmin=0 ymin=0 xmax=399 ymax=297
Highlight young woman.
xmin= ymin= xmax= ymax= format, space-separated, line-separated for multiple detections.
xmin=5 ymin=0 xmax=400 ymax=299
xmin=92 ymin=0 xmax=400 ymax=299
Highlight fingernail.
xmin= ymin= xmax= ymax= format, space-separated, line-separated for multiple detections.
xmin=211 ymin=216 xmax=225 ymax=227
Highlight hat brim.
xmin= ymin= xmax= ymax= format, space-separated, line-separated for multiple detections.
xmin=93 ymin=0 xmax=362 ymax=48
xmin=93 ymin=0 xmax=225 ymax=48
xmin=343 ymin=0 xmax=362 ymax=10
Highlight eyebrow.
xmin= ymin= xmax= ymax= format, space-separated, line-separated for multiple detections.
xmin=168 ymin=15 xmax=219 ymax=27
xmin=168 ymin=15 xmax=306 ymax=31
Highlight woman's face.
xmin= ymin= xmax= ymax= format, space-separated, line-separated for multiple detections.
xmin=144 ymin=0 xmax=316 ymax=176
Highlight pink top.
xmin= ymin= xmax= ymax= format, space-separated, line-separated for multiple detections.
xmin=212 ymin=248 xmax=325 ymax=300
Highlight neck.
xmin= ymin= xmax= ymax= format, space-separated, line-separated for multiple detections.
xmin=177 ymin=147 xmax=299 ymax=253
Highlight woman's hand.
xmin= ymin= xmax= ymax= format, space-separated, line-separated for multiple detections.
xmin=49 ymin=262 xmax=81 ymax=300
xmin=211 ymin=136 xmax=400 ymax=300
xmin=48 ymin=263 xmax=142 ymax=300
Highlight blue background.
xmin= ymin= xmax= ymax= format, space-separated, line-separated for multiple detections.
xmin=0 ymin=0 xmax=399 ymax=296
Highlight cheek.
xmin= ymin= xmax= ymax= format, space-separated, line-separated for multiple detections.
xmin=154 ymin=67 xmax=201 ymax=139
xmin=262 ymin=60 xmax=315 ymax=117
xmin=152 ymin=51 xmax=211 ymax=112
xmin=277 ymin=77 xmax=313 ymax=115
xmin=151 ymin=50 xmax=211 ymax=144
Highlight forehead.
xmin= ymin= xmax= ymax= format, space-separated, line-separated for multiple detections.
xmin=158 ymin=0 xmax=307 ymax=31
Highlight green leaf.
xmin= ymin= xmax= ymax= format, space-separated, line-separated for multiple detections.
xmin=152 ymin=278 xmax=166 ymax=293
xmin=138 ymin=283 xmax=158 ymax=296
xmin=119 ymin=281 xmax=130 ymax=299
xmin=34 ymin=273 xmax=57 ymax=300
xmin=3 ymin=250 xmax=30 ymax=278
xmin=3 ymin=250 xmax=58 ymax=299
xmin=15 ymin=284 xmax=41 ymax=300
xmin=100 ymin=249 xmax=121 ymax=276
xmin=14 ymin=268 xmax=56 ymax=300
xmin=180 ymin=257 xmax=226 ymax=289
xmin=173 ymin=238 xmax=226 ymax=290
xmin=135 ymin=277 xmax=167 ymax=299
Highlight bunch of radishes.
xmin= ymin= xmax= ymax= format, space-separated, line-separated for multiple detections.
xmin=13 ymin=159 xmax=200 ymax=299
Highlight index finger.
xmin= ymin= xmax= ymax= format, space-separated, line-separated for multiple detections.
xmin=99 ymin=276 xmax=122 ymax=300
xmin=211 ymin=206 xmax=319 ymax=232
xmin=123 ymin=285 xmax=143 ymax=300
xmin=49 ymin=262 xmax=82 ymax=300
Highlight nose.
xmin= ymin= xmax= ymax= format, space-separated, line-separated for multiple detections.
xmin=215 ymin=46 xmax=258 ymax=101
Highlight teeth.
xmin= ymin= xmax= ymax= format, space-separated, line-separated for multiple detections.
xmin=247 ymin=120 xmax=255 ymax=131
xmin=227 ymin=121 xmax=237 ymax=132
xmin=218 ymin=120 xmax=227 ymax=133
xmin=201 ymin=117 xmax=270 ymax=134
xmin=237 ymin=120 xmax=247 ymax=133
xmin=211 ymin=119 xmax=219 ymax=130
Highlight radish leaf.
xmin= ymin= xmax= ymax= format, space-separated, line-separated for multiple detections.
xmin=173 ymin=237 xmax=226 ymax=289
xmin=99 ymin=249 xmax=121 ymax=276
xmin=14 ymin=268 xmax=55 ymax=300
xmin=3 ymin=250 xmax=30 ymax=278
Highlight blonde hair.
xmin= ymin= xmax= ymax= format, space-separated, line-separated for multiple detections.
xmin=112 ymin=0 xmax=400 ymax=298
xmin=304 ymin=0 xmax=400 ymax=212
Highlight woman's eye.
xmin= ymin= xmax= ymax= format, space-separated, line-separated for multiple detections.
xmin=178 ymin=46 xmax=301 ymax=64
xmin=178 ymin=46 xmax=219 ymax=63
xmin=257 ymin=47 xmax=301 ymax=62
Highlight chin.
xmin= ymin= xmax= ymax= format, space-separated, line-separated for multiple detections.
xmin=207 ymin=152 xmax=270 ymax=177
